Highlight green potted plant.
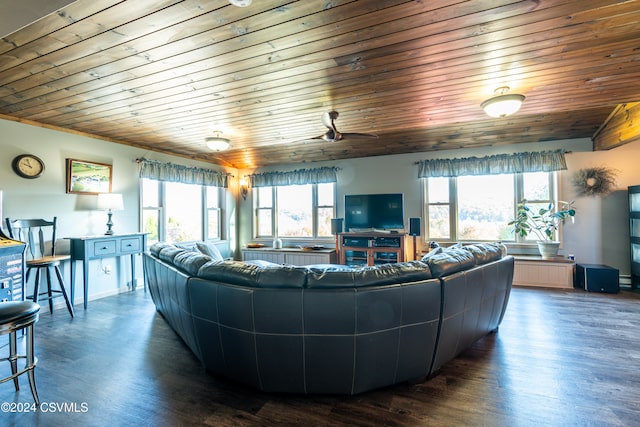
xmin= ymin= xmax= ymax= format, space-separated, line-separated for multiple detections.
xmin=509 ymin=199 xmax=576 ymax=258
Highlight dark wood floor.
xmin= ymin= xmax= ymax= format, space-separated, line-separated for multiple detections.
xmin=1 ymin=286 xmax=639 ymax=426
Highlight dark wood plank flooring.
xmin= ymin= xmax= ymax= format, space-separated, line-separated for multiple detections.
xmin=1 ymin=287 xmax=639 ymax=426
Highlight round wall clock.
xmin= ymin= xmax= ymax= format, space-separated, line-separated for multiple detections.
xmin=12 ymin=154 xmax=45 ymax=179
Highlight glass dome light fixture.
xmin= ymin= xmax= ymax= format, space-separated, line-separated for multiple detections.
xmin=205 ymin=131 xmax=231 ymax=151
xmin=481 ymin=86 xmax=525 ymax=118
xmin=229 ymin=0 xmax=252 ymax=6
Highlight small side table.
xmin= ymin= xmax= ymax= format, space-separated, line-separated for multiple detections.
xmin=574 ymin=263 xmax=619 ymax=293
xmin=66 ymin=233 xmax=147 ymax=309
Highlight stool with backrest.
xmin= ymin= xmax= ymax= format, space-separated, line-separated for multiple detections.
xmin=5 ymin=218 xmax=74 ymax=317
xmin=0 ymin=301 xmax=41 ymax=405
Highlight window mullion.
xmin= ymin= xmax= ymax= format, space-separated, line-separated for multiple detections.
xmin=312 ymin=184 xmax=318 ymax=238
xmin=202 ymin=186 xmax=207 ymax=240
xmin=159 ymin=182 xmax=166 ymax=242
xmin=514 ymin=173 xmax=523 ymax=243
xmin=272 ymin=187 xmax=277 ymax=238
xmin=449 ymin=177 xmax=457 ymax=241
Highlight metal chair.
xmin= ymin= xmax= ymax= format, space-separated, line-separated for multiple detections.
xmin=5 ymin=218 xmax=74 ymax=317
xmin=0 ymin=301 xmax=40 ymax=405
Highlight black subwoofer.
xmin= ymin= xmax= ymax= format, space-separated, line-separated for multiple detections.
xmin=574 ymin=263 xmax=619 ymax=293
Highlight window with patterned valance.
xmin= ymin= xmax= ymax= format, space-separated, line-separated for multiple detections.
xmin=248 ymin=166 xmax=339 ymax=187
xmin=247 ymin=167 xmax=339 ymax=239
xmin=416 ymin=150 xmax=567 ymax=178
xmin=137 ymin=158 xmax=232 ymax=187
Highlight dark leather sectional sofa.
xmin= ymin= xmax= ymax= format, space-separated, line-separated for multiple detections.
xmin=143 ymin=242 xmax=514 ymax=395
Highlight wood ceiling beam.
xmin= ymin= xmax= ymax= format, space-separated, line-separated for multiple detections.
xmin=593 ymin=102 xmax=640 ymax=150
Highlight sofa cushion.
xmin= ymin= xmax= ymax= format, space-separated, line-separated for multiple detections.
xmin=173 ymin=251 xmax=213 ymax=276
xmin=150 ymin=241 xmax=173 ymax=257
xmin=462 ymin=243 xmax=503 ymax=265
xmin=244 ymin=260 xmax=282 ymax=268
xmin=197 ymin=261 xmax=307 ymax=288
xmin=306 ymin=261 xmax=432 ymax=288
xmin=174 ymin=242 xmax=197 ymax=252
xmin=196 ymin=241 xmax=224 ymax=262
xmin=158 ymin=246 xmax=186 ymax=264
xmin=421 ymin=246 xmax=443 ymax=262
xmin=425 ymin=247 xmax=476 ymax=278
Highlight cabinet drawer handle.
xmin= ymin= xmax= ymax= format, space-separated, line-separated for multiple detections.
xmin=101 ymin=246 xmax=108 ymax=250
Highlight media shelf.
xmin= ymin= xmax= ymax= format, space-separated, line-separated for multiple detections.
xmin=0 ymin=238 xmax=25 ymax=302
xmin=630 ymin=185 xmax=640 ymax=290
xmin=338 ymin=232 xmax=413 ymax=266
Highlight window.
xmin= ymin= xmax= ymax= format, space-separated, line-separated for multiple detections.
xmin=206 ymin=186 xmax=222 ymax=240
xmin=254 ymin=183 xmax=335 ymax=239
xmin=141 ymin=178 xmax=225 ymax=244
xmin=423 ymin=172 xmax=556 ymax=243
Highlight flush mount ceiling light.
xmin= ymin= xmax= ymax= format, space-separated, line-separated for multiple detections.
xmin=481 ymin=86 xmax=526 ymax=118
xmin=229 ymin=0 xmax=251 ymax=6
xmin=205 ymin=131 xmax=231 ymax=151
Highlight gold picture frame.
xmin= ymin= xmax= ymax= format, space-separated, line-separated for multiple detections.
xmin=66 ymin=159 xmax=113 ymax=194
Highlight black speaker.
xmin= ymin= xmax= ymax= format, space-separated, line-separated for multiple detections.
xmin=331 ymin=218 xmax=343 ymax=235
xmin=574 ymin=264 xmax=619 ymax=293
xmin=409 ymin=217 xmax=421 ymax=236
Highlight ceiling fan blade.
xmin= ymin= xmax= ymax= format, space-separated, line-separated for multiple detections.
xmin=313 ymin=128 xmax=340 ymax=142
xmin=305 ymin=110 xmax=374 ymax=142
xmin=341 ymin=132 xmax=378 ymax=139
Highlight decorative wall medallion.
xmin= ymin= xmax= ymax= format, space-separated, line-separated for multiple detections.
xmin=572 ymin=167 xmax=618 ymax=197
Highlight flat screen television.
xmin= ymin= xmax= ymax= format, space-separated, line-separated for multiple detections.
xmin=344 ymin=193 xmax=404 ymax=232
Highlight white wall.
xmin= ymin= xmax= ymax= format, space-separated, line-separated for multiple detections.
xmin=0 ymin=0 xmax=76 ymax=37
xmin=4 ymin=114 xmax=639 ymax=295
xmin=563 ymin=141 xmax=640 ymax=273
xmin=0 ymin=118 xmax=237 ymax=304
xmin=240 ymin=138 xmax=640 ymax=278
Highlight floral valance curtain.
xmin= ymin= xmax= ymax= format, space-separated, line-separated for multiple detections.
xmin=416 ymin=150 xmax=567 ymax=178
xmin=137 ymin=158 xmax=232 ymax=187
xmin=249 ymin=166 xmax=339 ymax=188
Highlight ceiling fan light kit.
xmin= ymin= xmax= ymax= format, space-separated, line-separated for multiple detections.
xmin=481 ymin=87 xmax=525 ymax=118
xmin=206 ymin=132 xmax=231 ymax=151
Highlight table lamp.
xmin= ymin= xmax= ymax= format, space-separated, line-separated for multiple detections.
xmin=97 ymin=193 xmax=124 ymax=235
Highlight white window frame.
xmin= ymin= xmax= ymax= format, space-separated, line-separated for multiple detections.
xmin=254 ymin=183 xmax=336 ymax=240
xmin=423 ymin=171 xmax=558 ymax=245
xmin=140 ymin=178 xmax=226 ymax=244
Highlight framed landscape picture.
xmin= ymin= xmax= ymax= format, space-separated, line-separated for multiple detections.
xmin=66 ymin=159 xmax=113 ymax=194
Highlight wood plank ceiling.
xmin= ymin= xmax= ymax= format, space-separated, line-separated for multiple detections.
xmin=1 ymin=0 xmax=639 ymax=169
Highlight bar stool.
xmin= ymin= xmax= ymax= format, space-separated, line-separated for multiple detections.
xmin=5 ymin=218 xmax=74 ymax=317
xmin=0 ymin=301 xmax=40 ymax=405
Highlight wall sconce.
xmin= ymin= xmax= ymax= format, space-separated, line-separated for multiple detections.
xmin=97 ymin=193 xmax=124 ymax=235
xmin=481 ymin=86 xmax=525 ymax=118
xmin=239 ymin=177 xmax=249 ymax=201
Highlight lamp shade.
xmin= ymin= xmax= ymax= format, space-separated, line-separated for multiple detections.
xmin=481 ymin=93 xmax=525 ymax=118
xmin=97 ymin=193 xmax=124 ymax=211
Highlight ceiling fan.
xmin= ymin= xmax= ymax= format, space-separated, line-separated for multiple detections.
xmin=312 ymin=110 xmax=378 ymax=142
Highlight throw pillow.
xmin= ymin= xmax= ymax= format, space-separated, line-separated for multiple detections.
xmin=196 ymin=241 xmax=224 ymax=262
xmin=421 ymin=246 xmax=443 ymax=262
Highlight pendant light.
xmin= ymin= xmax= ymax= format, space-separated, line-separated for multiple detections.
xmin=481 ymin=87 xmax=525 ymax=118
xmin=205 ymin=131 xmax=231 ymax=151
